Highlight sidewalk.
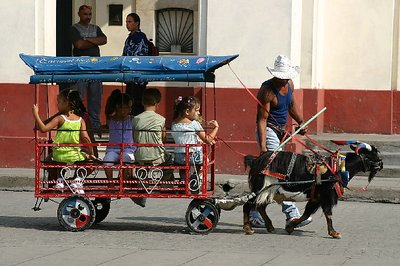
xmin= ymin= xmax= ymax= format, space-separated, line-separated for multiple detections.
xmin=1 ymin=168 xmax=399 ymax=203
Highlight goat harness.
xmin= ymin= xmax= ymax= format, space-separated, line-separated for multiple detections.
xmin=260 ymin=151 xmax=348 ymax=198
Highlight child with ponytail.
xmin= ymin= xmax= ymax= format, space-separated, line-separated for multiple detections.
xmin=171 ymin=96 xmax=219 ymax=188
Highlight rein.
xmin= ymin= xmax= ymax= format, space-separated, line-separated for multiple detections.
xmin=213 ymin=136 xmax=248 ymax=157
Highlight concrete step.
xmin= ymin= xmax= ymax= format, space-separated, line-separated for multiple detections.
xmin=304 ymin=134 xmax=400 ymax=151
xmin=379 ymin=152 xmax=400 ymax=167
xmin=304 ymin=134 xmax=400 ymax=178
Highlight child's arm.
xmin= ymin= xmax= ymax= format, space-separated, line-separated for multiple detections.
xmin=83 ymin=114 xmax=99 ymax=157
xmin=162 ymin=126 xmax=167 ymax=143
xmin=32 ymin=104 xmax=60 ymax=133
xmin=196 ymin=120 xmax=219 ymax=145
xmin=80 ymin=119 xmax=97 ymax=159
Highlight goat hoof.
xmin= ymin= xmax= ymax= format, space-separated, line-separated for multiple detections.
xmin=329 ymin=231 xmax=342 ymax=239
xmin=285 ymin=225 xmax=294 ymax=234
xmin=243 ymin=224 xmax=255 ymax=235
xmin=266 ymin=225 xmax=275 ymax=233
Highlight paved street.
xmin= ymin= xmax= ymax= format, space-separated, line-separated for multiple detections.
xmin=0 ymin=191 xmax=399 ymax=266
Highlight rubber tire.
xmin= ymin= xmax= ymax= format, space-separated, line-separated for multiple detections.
xmin=185 ymin=199 xmax=220 ymax=234
xmin=57 ymin=195 xmax=95 ymax=232
xmin=92 ymin=198 xmax=111 ymax=224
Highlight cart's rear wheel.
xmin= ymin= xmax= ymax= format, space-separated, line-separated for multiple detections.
xmin=57 ymin=195 xmax=95 ymax=231
xmin=185 ymin=199 xmax=219 ymax=234
xmin=92 ymin=198 xmax=111 ymax=224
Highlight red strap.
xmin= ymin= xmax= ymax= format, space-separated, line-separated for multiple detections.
xmin=335 ymin=183 xmax=343 ymax=197
xmin=291 ymin=135 xmax=341 ymax=180
xmin=261 ymin=169 xmax=287 ymax=180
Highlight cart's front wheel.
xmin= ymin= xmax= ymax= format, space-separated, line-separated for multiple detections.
xmin=57 ymin=195 xmax=95 ymax=231
xmin=92 ymin=198 xmax=111 ymax=224
xmin=185 ymin=199 xmax=219 ymax=234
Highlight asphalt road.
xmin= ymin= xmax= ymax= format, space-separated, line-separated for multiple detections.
xmin=0 ymin=191 xmax=399 ymax=266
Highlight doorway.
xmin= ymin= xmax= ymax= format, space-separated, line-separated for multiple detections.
xmin=56 ymin=0 xmax=72 ymax=56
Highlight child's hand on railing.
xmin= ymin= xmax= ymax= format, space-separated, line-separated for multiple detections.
xmin=32 ymin=104 xmax=39 ymax=115
xmin=86 ymin=154 xmax=102 ymax=163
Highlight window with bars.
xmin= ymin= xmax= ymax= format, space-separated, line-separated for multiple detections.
xmin=156 ymin=8 xmax=194 ymax=54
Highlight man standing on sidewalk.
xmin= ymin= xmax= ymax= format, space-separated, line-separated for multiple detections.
xmin=249 ymin=55 xmax=312 ymax=228
xmin=71 ymin=4 xmax=107 ymax=135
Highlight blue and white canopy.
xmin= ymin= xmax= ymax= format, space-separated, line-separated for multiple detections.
xmin=20 ymin=54 xmax=238 ymax=84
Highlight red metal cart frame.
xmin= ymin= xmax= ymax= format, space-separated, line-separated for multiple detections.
xmin=22 ymin=54 xmax=250 ymax=234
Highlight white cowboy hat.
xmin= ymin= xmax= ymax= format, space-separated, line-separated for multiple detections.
xmin=267 ymin=55 xmax=300 ymax=80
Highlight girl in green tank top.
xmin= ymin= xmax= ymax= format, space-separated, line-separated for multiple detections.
xmin=32 ymin=89 xmax=97 ymax=164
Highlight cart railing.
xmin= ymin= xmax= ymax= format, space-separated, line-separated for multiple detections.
xmin=35 ymin=141 xmax=215 ymax=199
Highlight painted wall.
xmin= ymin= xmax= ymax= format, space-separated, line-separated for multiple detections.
xmin=3 ymin=0 xmax=398 ymax=90
xmin=0 ymin=1 xmax=56 ymax=83
xmin=1 ymin=0 xmax=400 ymax=172
xmin=3 ymin=84 xmax=398 ymax=171
xmin=207 ymin=0 xmax=298 ymax=88
xmin=321 ymin=0 xmax=394 ymax=90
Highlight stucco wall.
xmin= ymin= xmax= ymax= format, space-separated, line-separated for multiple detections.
xmin=0 ymin=1 xmax=56 ymax=83
xmin=207 ymin=0 xmax=297 ymax=88
xmin=4 ymin=0 xmax=398 ymax=90
xmin=2 ymin=0 xmax=400 ymax=172
xmin=321 ymin=0 xmax=394 ymax=90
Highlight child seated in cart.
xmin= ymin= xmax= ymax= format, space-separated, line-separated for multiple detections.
xmin=133 ymin=88 xmax=172 ymax=166
xmin=132 ymin=88 xmax=173 ymax=205
xmin=103 ymin=89 xmax=136 ymax=186
xmin=32 ymin=89 xmax=98 ymax=188
xmin=171 ymin=96 xmax=219 ymax=191
xmin=38 ymin=90 xmax=99 ymax=158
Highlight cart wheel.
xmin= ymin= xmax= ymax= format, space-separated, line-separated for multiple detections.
xmin=57 ymin=195 xmax=95 ymax=231
xmin=185 ymin=199 xmax=219 ymax=234
xmin=92 ymin=198 xmax=111 ymax=224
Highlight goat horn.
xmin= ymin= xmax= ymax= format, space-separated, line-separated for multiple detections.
xmin=355 ymin=142 xmax=372 ymax=154
xmin=331 ymin=140 xmax=359 ymax=145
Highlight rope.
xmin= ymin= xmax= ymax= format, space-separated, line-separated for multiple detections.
xmin=228 ymin=64 xmax=280 ymax=126
xmin=304 ymin=133 xmax=335 ymax=154
xmin=214 ymin=136 xmax=247 ymax=157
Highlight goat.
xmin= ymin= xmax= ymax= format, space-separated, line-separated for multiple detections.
xmin=242 ymin=142 xmax=383 ymax=239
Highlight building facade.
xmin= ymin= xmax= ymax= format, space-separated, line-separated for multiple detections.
xmin=1 ymin=0 xmax=399 ymax=173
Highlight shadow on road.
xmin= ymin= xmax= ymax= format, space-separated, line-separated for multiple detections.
xmin=0 ymin=215 xmax=316 ymax=237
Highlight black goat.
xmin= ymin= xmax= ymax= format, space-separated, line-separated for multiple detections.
xmin=242 ymin=142 xmax=383 ymax=238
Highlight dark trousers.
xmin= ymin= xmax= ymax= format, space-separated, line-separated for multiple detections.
xmin=126 ymin=83 xmax=147 ymax=116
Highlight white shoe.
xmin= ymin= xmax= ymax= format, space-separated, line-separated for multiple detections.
xmin=54 ymin=178 xmax=64 ymax=189
xmin=71 ymin=177 xmax=84 ymax=194
xmin=286 ymin=216 xmax=312 ymax=228
xmin=75 ymin=189 xmax=85 ymax=194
